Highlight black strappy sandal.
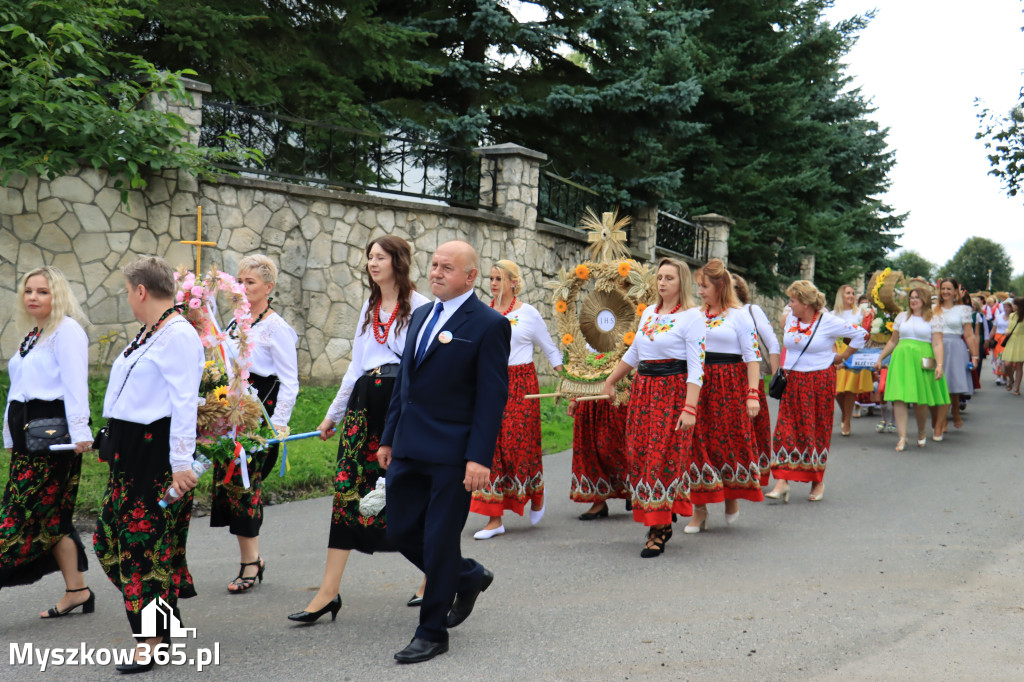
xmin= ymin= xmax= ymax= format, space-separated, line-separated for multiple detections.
xmin=640 ymin=525 xmax=673 ymax=558
xmin=41 ymin=586 xmax=95 ymax=618
xmin=227 ymin=557 xmax=265 ymax=594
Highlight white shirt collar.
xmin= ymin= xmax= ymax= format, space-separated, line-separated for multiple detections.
xmin=435 ymin=287 xmax=475 ymax=314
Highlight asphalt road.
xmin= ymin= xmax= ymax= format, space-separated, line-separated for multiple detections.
xmin=3 ymin=385 xmax=1024 ymax=681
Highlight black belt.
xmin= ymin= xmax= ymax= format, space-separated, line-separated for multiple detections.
xmin=366 ymin=363 xmax=400 ymax=378
xmin=637 ymin=360 xmax=688 ymax=376
xmin=704 ymin=352 xmax=743 ymax=366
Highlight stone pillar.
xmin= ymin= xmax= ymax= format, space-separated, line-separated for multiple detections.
xmin=631 ymin=205 xmax=657 ymax=262
xmin=693 ymin=213 xmax=734 ymax=266
xmin=475 ymin=143 xmax=547 ymax=229
xmin=800 ymin=253 xmax=816 ymax=282
xmin=852 ymin=272 xmax=866 ymax=295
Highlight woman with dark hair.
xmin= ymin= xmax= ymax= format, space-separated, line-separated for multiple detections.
xmin=832 ymin=284 xmax=872 ymax=436
xmin=288 ymin=236 xmax=430 ymax=623
xmin=1 ymin=266 xmax=93 ymax=618
xmin=732 ymin=273 xmax=780 ymax=494
xmin=93 ymin=255 xmax=205 ymax=672
xmin=601 ymin=258 xmax=704 ymax=557
xmin=765 ymin=280 xmax=867 ymax=504
xmin=470 ymin=259 xmax=562 ymax=539
xmin=686 ymin=259 xmax=762 ymax=532
xmin=873 ymin=287 xmax=949 ymax=450
xmin=212 ymin=254 xmax=299 ymax=594
xmin=932 ymin=278 xmax=979 ymax=437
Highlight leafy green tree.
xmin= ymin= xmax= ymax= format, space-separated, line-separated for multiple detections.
xmin=889 ymin=249 xmax=935 ymax=280
xmin=1009 ymin=271 xmax=1024 ymax=296
xmin=977 ymin=93 xmax=1024 ymax=198
xmin=0 ymin=0 xmax=241 ymax=194
xmin=938 ymin=237 xmax=1013 ymax=291
xmin=113 ymin=0 xmax=434 ymax=128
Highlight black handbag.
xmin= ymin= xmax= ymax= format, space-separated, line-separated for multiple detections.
xmin=768 ymin=314 xmax=822 ymax=400
xmin=24 ymin=417 xmax=71 ymax=452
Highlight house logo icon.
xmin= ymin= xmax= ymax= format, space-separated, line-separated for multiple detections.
xmin=132 ymin=597 xmax=197 ymax=639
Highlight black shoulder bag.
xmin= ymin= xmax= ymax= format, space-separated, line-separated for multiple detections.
xmin=768 ymin=314 xmax=821 ymax=400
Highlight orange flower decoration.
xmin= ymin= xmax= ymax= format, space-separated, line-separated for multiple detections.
xmin=555 ymin=300 xmax=568 ymax=314
xmin=575 ymin=264 xmax=590 ymax=280
xmin=617 ymin=261 xmax=631 ymax=277
xmin=562 ymin=333 xmax=574 ymax=345
xmin=623 ymin=331 xmax=636 ymax=345
xmin=636 ymin=303 xmax=647 ymax=316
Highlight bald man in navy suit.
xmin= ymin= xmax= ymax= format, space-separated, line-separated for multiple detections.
xmin=377 ymin=240 xmax=511 ymax=664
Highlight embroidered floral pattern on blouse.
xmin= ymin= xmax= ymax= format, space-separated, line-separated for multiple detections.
xmin=751 ymin=331 xmax=763 ymax=360
xmin=705 ymin=312 xmax=727 ymax=329
xmin=641 ymin=315 xmax=676 ymax=340
xmin=507 ymin=316 xmax=520 ymax=327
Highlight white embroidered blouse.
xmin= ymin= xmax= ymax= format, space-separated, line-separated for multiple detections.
xmin=102 ymin=316 xmax=205 ymax=472
xmin=326 ymin=291 xmax=431 ymax=423
xmin=503 ymin=303 xmax=562 ymax=368
xmin=621 ymin=306 xmax=705 ymax=386
xmin=781 ymin=311 xmax=868 ymax=372
xmin=3 ymin=317 xmax=91 ymax=448
xmin=936 ymin=304 xmax=972 ymax=335
xmin=703 ymin=307 xmax=762 ymax=362
xmin=227 ymin=312 xmax=299 ymax=428
xmin=892 ymin=312 xmax=942 ymax=344
xmin=744 ymin=303 xmax=781 ymax=356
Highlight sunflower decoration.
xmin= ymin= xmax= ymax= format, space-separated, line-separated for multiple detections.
xmin=546 ymin=208 xmax=655 ymax=405
xmin=865 ymin=268 xmax=907 ymax=344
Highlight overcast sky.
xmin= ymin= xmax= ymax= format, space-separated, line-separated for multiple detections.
xmin=824 ymin=0 xmax=1024 ymax=276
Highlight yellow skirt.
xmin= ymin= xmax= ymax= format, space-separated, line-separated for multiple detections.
xmin=835 ymin=367 xmax=874 ymax=393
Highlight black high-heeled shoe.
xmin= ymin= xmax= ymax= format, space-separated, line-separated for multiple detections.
xmin=115 ymin=637 xmax=164 ymax=674
xmin=640 ymin=525 xmax=672 ymax=558
xmin=227 ymin=557 xmax=265 ymax=594
xmin=288 ymin=594 xmax=341 ymax=623
xmin=41 ymin=587 xmax=95 ymax=619
xmin=578 ymin=503 xmax=609 ymax=520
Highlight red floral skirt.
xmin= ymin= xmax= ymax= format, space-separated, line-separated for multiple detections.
xmin=690 ymin=362 xmax=764 ymax=503
xmin=752 ymin=385 xmax=771 ymax=486
xmin=770 ymin=366 xmax=837 ymax=484
xmin=626 ymin=364 xmax=694 ymax=526
xmin=570 ymin=399 xmax=629 ymax=503
xmin=471 ymin=363 xmax=543 ymax=517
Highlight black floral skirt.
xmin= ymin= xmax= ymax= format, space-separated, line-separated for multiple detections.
xmin=0 ymin=399 xmax=88 ymax=589
xmin=328 ymin=374 xmax=395 ymax=553
xmin=93 ymin=417 xmax=196 ymax=638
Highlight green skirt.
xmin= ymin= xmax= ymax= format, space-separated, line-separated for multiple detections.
xmin=883 ymin=339 xmax=950 ymax=406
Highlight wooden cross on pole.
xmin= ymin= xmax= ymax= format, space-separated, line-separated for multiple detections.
xmin=180 ymin=205 xmax=216 ymax=275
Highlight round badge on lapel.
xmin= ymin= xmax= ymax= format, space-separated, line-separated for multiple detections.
xmin=438 ymin=331 xmax=453 ymax=344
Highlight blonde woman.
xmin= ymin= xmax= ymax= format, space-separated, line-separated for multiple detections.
xmin=1 ymin=267 xmax=93 ymax=618
xmin=213 ymin=255 xmax=299 ymax=593
xmin=601 ymin=258 xmax=704 ymax=557
xmin=471 ymin=260 xmax=563 ymax=539
xmin=766 ymin=281 xmax=867 ymax=503
xmin=832 ymin=284 xmax=872 ymax=436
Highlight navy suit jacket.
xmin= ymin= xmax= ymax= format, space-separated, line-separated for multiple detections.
xmin=380 ymin=291 xmax=511 ymax=468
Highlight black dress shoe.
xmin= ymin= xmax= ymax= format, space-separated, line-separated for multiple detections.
xmin=578 ymin=504 xmax=609 ymax=520
xmin=115 ymin=659 xmax=156 ymax=675
xmin=407 ymin=593 xmax=424 ymax=607
xmin=394 ymin=637 xmax=448 ymax=664
xmin=287 ymin=594 xmax=341 ymax=623
xmin=446 ymin=568 xmax=494 ymax=628
xmin=625 ymin=498 xmax=632 ymax=511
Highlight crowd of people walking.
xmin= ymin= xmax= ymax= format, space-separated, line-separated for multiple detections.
xmin=1 ymin=246 xmax=1020 ymax=669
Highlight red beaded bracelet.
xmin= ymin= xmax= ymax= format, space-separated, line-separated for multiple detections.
xmin=681 ymin=406 xmax=697 ymax=416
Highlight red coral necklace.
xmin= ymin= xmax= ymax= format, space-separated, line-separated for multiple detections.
xmin=492 ymin=296 xmax=517 ymax=316
xmin=373 ymin=298 xmax=401 ymax=344
xmin=655 ymin=302 xmax=682 ymax=315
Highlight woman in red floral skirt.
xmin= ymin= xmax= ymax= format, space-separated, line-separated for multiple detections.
xmin=732 ymin=274 xmax=780 ymax=488
xmin=471 ymin=260 xmax=563 ymax=539
xmin=686 ymin=259 xmax=763 ymax=532
xmin=567 ymin=395 xmax=630 ymax=519
xmin=601 ymin=258 xmax=705 ymax=558
xmin=288 ymin=236 xmax=430 ymax=623
xmin=766 ymin=280 xmax=868 ymax=503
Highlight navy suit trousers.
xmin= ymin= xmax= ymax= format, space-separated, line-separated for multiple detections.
xmin=385 ymin=457 xmax=485 ymax=643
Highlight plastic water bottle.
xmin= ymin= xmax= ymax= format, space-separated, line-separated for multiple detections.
xmin=158 ymin=454 xmax=213 ymax=508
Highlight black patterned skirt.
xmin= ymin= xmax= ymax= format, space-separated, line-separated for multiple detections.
xmin=93 ymin=417 xmax=196 ymax=639
xmin=770 ymin=367 xmax=837 ymax=484
xmin=328 ymin=373 xmax=395 ymax=553
xmin=625 ymin=364 xmax=694 ymax=526
xmin=689 ymin=362 xmax=764 ymax=504
xmin=0 ymin=399 xmax=88 ymax=589
xmin=570 ymin=398 xmax=630 ymax=503
xmin=249 ymin=372 xmax=282 ymax=478
xmin=471 ymin=363 xmax=544 ymax=517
